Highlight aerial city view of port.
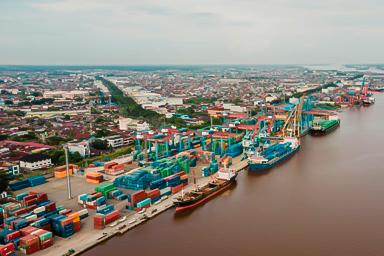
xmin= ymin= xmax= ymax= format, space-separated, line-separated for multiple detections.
xmin=1 ymin=1 xmax=384 ymax=256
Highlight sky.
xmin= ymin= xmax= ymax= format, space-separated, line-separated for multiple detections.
xmin=1 ymin=0 xmax=383 ymax=65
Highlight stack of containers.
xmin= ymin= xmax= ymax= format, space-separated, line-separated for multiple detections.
xmin=114 ymin=170 xmax=153 ymax=190
xmin=67 ymin=212 xmax=81 ymax=233
xmin=149 ymin=179 xmax=166 ymax=190
xmin=10 ymin=218 xmax=29 ymax=231
xmin=49 ymin=214 xmax=74 ymax=238
xmin=0 ymin=209 xmax=4 ymax=228
xmin=136 ymin=199 xmax=151 ymax=210
xmin=86 ymin=172 xmax=103 ymax=184
xmin=104 ymin=162 xmax=118 ymax=171
xmin=8 ymin=180 xmax=30 ymax=191
xmin=93 ymin=214 xmax=105 ymax=230
xmin=104 ymin=210 xmax=120 ymax=225
xmin=27 ymin=176 xmax=46 ymax=187
xmin=209 ymin=159 xmax=219 ymax=174
xmin=180 ymin=174 xmax=188 ymax=186
xmin=19 ymin=235 xmax=40 ymax=255
xmin=225 ymin=142 xmax=243 ymax=157
xmin=30 ymin=218 xmax=51 ymax=231
xmin=127 ymin=190 xmax=147 ymax=210
xmin=0 ymin=243 xmax=15 ymax=256
xmin=93 ymin=210 xmax=120 ymax=229
xmin=96 ymin=205 xmax=114 ymax=215
xmin=95 ymin=182 xmax=116 ymax=198
xmin=105 ymin=163 xmax=125 ymax=175
xmin=0 ymin=229 xmax=12 ymax=244
xmin=146 ymin=189 xmax=160 ymax=204
xmin=160 ymin=187 xmax=171 ymax=197
xmin=201 ymin=166 xmax=210 ymax=177
xmin=54 ymin=164 xmax=77 ymax=178
xmin=4 ymin=230 xmax=21 ymax=249
xmin=30 ymin=229 xmax=53 ymax=250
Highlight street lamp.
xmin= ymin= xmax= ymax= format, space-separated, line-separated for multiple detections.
xmin=63 ymin=145 xmax=72 ymax=200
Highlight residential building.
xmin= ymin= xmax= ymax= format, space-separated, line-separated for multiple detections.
xmin=67 ymin=141 xmax=90 ymax=158
xmin=105 ymin=135 xmax=124 ymax=148
xmin=19 ymin=154 xmax=52 ymax=171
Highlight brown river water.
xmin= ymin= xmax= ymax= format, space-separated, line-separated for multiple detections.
xmin=84 ymin=94 xmax=384 ymax=256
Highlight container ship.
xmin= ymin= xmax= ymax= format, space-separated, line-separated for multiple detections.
xmin=173 ymin=169 xmax=237 ymax=212
xmin=248 ymin=137 xmax=300 ymax=172
xmin=309 ymin=119 xmax=340 ymax=136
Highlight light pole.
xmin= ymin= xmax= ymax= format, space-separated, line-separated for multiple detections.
xmin=64 ymin=145 xmax=72 ymax=200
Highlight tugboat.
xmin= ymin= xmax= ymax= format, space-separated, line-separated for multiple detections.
xmin=173 ymin=169 xmax=237 ymax=213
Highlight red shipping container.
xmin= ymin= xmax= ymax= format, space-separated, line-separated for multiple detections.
xmin=171 ymin=184 xmax=184 ymax=194
xmin=92 ymin=192 xmax=102 ymax=198
xmin=104 ymin=210 xmax=120 ymax=224
xmin=45 ymin=202 xmax=56 ymax=213
xmin=40 ymin=237 xmax=53 ymax=250
xmin=25 ymin=198 xmax=37 ymax=207
xmin=40 ymin=223 xmax=52 ymax=232
xmin=6 ymin=230 xmax=21 ymax=241
xmin=20 ymin=235 xmax=40 ymax=255
xmin=60 ymin=209 xmax=72 ymax=215
xmin=131 ymin=190 xmax=147 ymax=204
xmin=14 ymin=208 xmax=30 ymax=216
xmin=147 ymin=189 xmax=160 ymax=198
xmin=20 ymin=226 xmax=39 ymax=236
xmin=26 ymin=205 xmax=37 ymax=212
xmin=104 ymin=162 xmax=117 ymax=170
xmin=23 ymin=195 xmax=37 ymax=203
xmin=36 ymin=193 xmax=48 ymax=203
xmin=0 ymin=243 xmax=15 ymax=256
xmin=73 ymin=221 xmax=81 ymax=232
xmin=60 ymin=218 xmax=73 ymax=226
xmin=112 ymin=164 xmax=124 ymax=171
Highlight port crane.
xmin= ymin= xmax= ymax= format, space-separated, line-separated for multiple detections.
xmin=281 ymin=97 xmax=305 ymax=138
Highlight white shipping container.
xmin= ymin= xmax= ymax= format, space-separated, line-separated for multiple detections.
xmin=26 ymin=214 xmax=37 ymax=221
xmin=33 ymin=206 xmax=46 ymax=214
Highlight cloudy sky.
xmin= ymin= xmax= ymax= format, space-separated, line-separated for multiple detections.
xmin=1 ymin=0 xmax=383 ymax=65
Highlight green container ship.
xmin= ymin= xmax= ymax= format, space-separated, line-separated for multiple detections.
xmin=310 ymin=119 xmax=340 ymax=136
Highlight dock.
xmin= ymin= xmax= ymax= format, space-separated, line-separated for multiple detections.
xmin=34 ymin=156 xmax=249 ymax=256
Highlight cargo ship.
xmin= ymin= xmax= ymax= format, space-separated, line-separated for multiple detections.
xmin=309 ymin=119 xmax=340 ymax=136
xmin=173 ymin=169 xmax=237 ymax=212
xmin=248 ymin=137 xmax=300 ymax=172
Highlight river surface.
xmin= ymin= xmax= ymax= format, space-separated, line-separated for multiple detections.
xmin=84 ymin=94 xmax=384 ymax=256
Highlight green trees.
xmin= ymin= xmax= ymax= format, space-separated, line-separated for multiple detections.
xmin=97 ymin=77 xmax=163 ymax=126
xmin=0 ymin=169 xmax=11 ymax=193
xmin=46 ymin=150 xmax=83 ymax=165
xmin=45 ymin=136 xmax=69 ymax=146
xmin=91 ymin=139 xmax=109 ymax=150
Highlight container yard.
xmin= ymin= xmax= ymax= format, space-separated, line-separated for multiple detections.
xmin=0 ymin=90 xmax=378 ymax=256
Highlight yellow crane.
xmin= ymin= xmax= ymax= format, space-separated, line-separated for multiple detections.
xmin=281 ymin=97 xmax=305 ymax=138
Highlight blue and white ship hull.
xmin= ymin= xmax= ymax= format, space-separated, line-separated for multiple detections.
xmin=248 ymin=138 xmax=300 ymax=172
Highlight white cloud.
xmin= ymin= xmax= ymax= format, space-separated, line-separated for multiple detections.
xmin=0 ymin=0 xmax=383 ymax=64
